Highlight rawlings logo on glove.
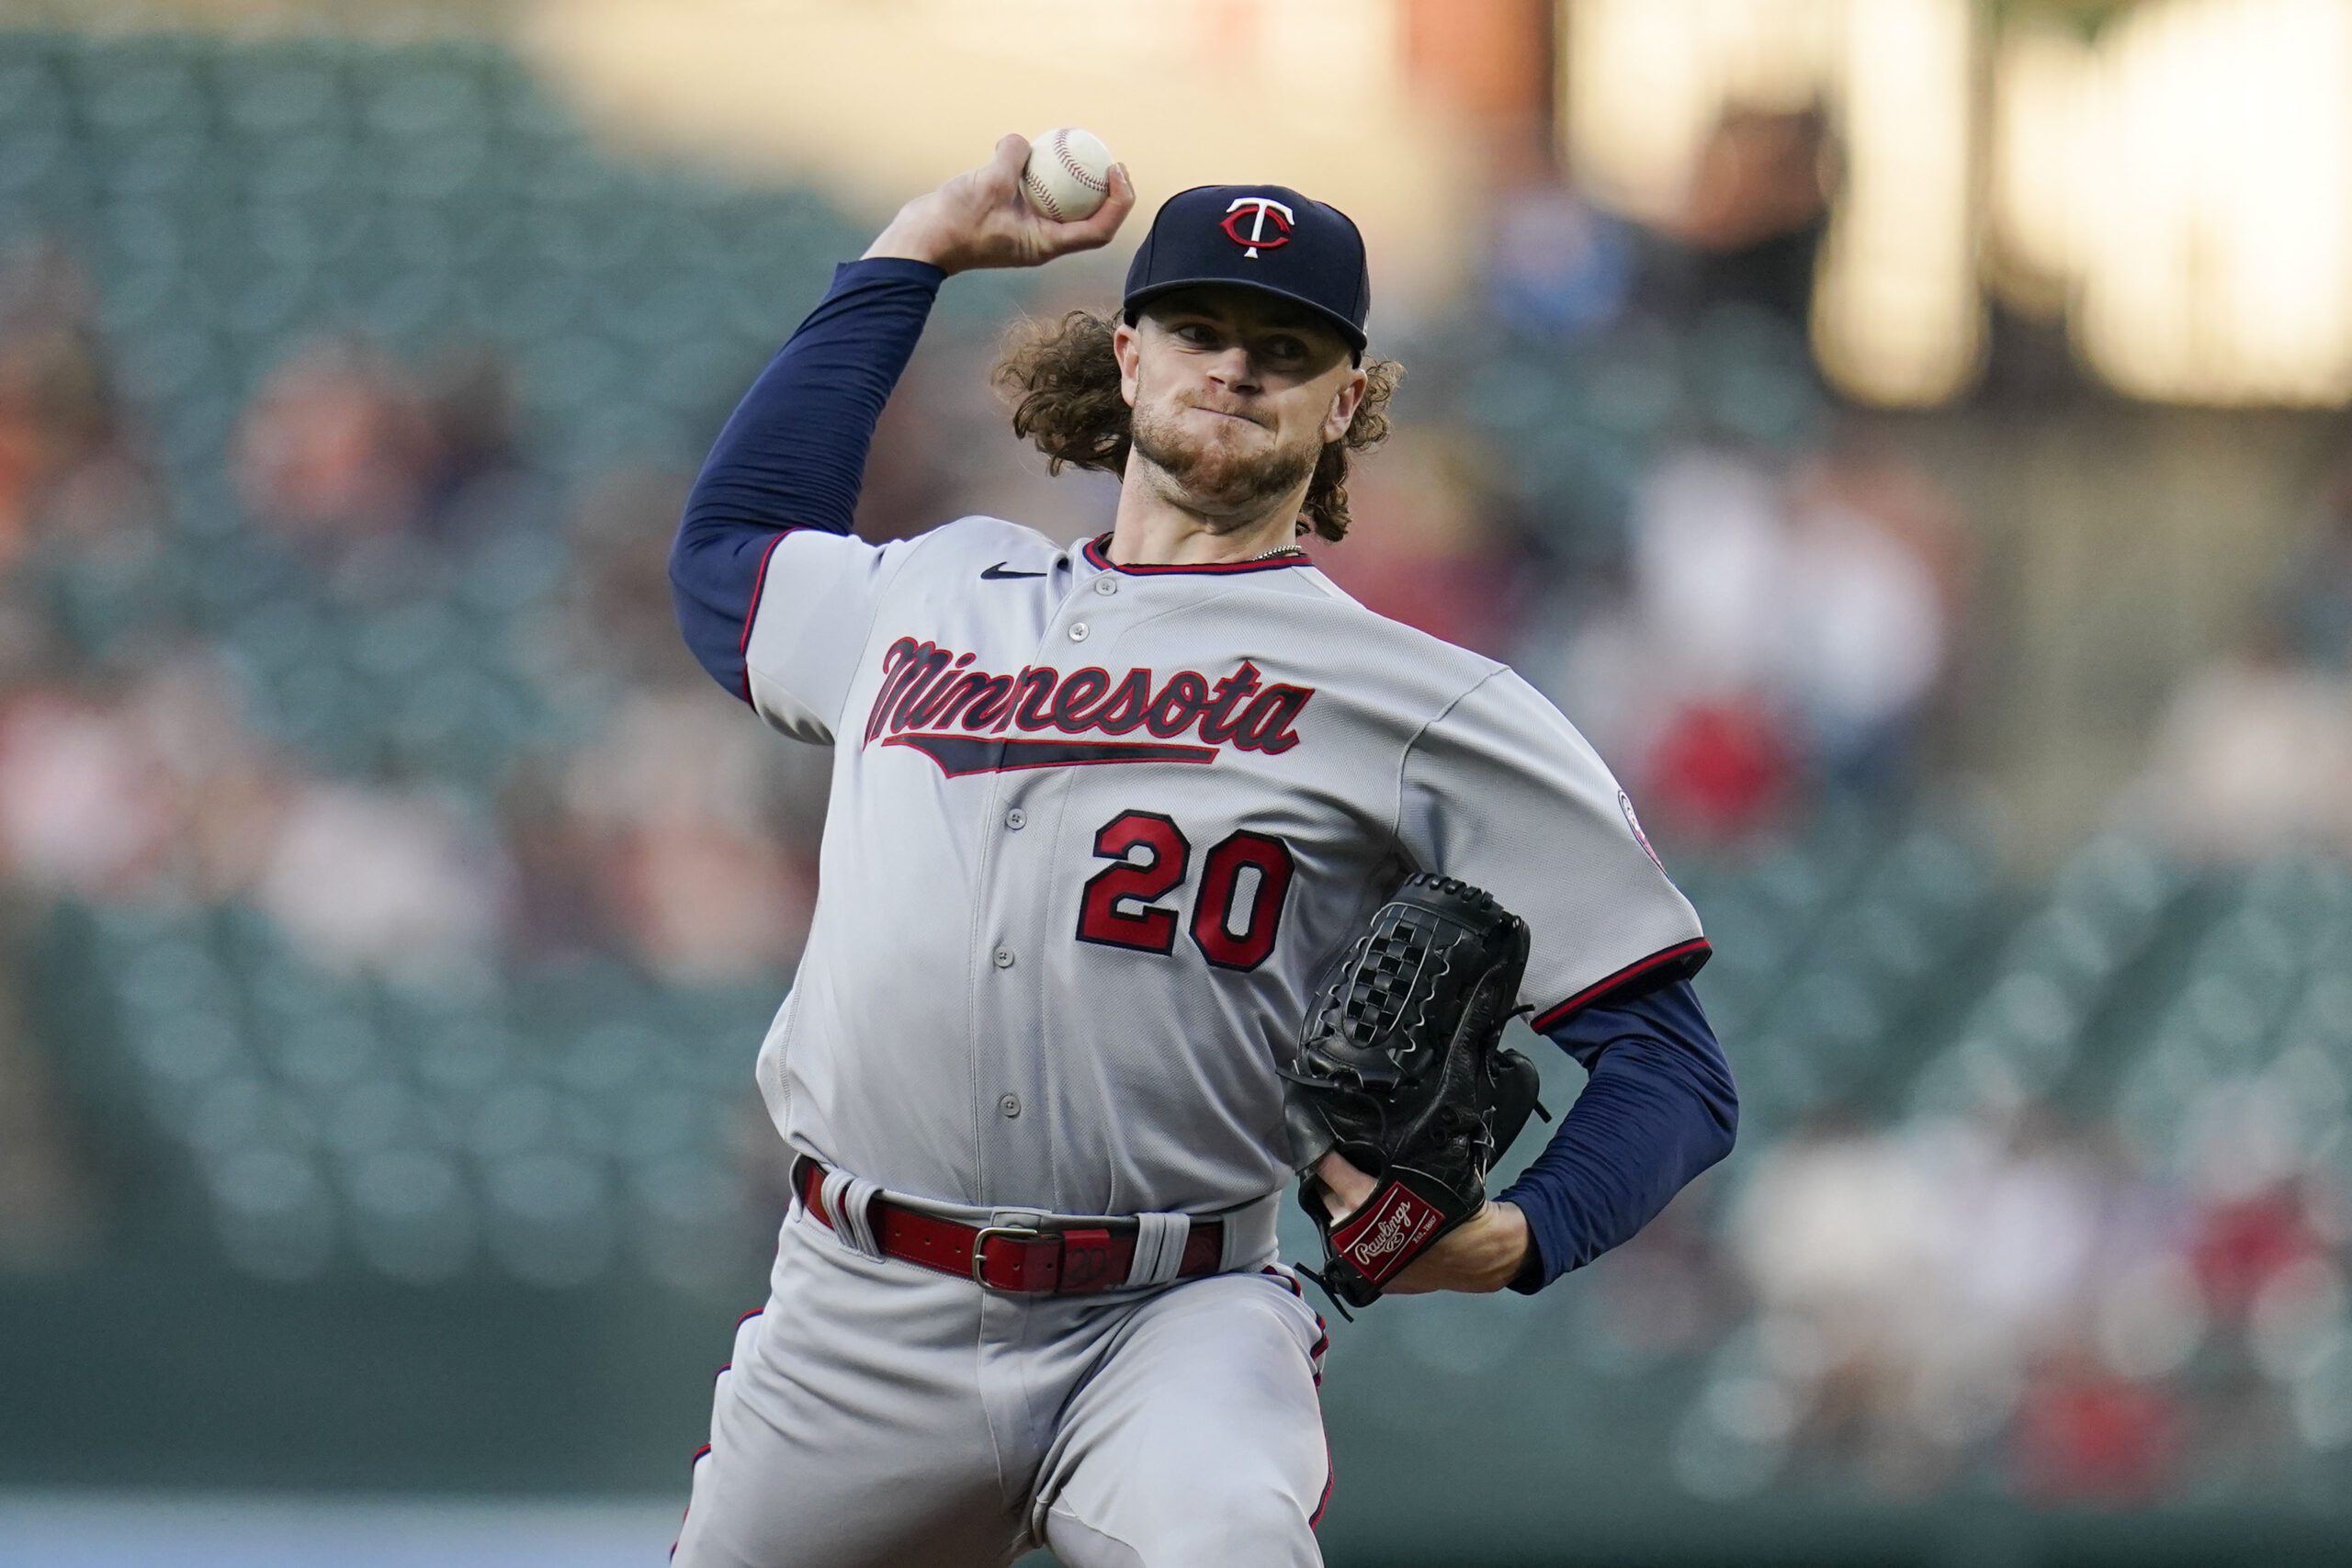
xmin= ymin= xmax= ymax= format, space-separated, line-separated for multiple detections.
xmin=1333 ymin=1185 xmax=1444 ymax=1280
xmin=1281 ymin=874 xmax=1548 ymax=1312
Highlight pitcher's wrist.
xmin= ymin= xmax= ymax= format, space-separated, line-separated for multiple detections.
xmin=863 ymin=208 xmax=959 ymax=272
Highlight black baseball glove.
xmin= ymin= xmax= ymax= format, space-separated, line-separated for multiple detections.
xmin=1281 ymin=873 xmax=1547 ymax=1312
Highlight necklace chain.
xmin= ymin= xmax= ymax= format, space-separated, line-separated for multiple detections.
xmin=1092 ymin=533 xmax=1304 ymax=566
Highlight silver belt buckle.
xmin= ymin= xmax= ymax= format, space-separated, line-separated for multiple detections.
xmin=970 ymin=1224 xmax=1045 ymax=1287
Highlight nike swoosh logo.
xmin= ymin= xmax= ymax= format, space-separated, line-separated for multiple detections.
xmin=980 ymin=563 xmax=1048 ymax=580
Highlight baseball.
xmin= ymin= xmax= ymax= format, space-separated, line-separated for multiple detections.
xmin=1020 ymin=127 xmax=1114 ymax=222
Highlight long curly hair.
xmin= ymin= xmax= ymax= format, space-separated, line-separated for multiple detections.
xmin=992 ymin=310 xmax=1404 ymax=542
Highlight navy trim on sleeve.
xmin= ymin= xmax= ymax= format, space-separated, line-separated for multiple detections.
xmin=1498 ymin=976 xmax=1737 ymax=1292
xmin=670 ymin=256 xmax=945 ymax=700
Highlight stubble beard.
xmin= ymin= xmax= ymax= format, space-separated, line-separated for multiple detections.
xmin=1129 ymin=392 xmax=1317 ymax=531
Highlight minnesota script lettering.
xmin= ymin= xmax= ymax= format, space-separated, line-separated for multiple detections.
xmin=864 ymin=637 xmax=1313 ymax=755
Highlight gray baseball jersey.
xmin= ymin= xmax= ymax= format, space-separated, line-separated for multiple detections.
xmin=741 ymin=514 xmax=1705 ymax=1219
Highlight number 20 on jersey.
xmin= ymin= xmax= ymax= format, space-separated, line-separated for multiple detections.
xmin=1076 ymin=811 xmax=1295 ymax=971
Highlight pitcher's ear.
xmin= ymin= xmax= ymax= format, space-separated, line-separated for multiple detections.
xmin=1323 ymin=367 xmax=1369 ymax=444
xmin=1114 ymin=316 xmax=1144 ymax=407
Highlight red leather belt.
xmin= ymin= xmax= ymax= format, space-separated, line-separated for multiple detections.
xmin=797 ymin=1161 xmax=1225 ymax=1295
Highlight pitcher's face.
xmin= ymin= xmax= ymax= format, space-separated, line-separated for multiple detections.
xmin=1115 ymin=288 xmax=1366 ymax=525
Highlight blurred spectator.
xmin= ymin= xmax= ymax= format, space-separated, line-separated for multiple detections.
xmin=1655 ymin=106 xmax=1838 ymax=332
xmin=1643 ymin=702 xmax=1797 ymax=842
xmin=2137 ymin=617 xmax=2352 ymax=860
xmin=1482 ymin=182 xmax=1637 ymax=341
xmin=0 ymin=248 xmax=123 ymax=550
xmin=1589 ymin=434 xmax=1956 ymax=841
xmin=2191 ymin=1185 xmax=2331 ymax=1323
xmin=542 ymin=466 xmax=696 ymax=690
xmin=0 ymin=653 xmax=292 ymax=909
xmin=2009 ymin=1344 xmax=2183 ymax=1503
xmin=1711 ymin=1106 xmax=2268 ymax=1499
xmin=1628 ymin=446 xmax=1791 ymax=703
xmin=1611 ymin=444 xmax=1799 ymax=840
xmin=0 ymin=679 xmax=181 ymax=900
xmin=254 ymin=779 xmax=507 ymax=982
xmin=1315 ymin=430 xmax=1528 ymax=659
xmin=232 ymin=335 xmax=435 ymax=549
xmin=1564 ymin=434 xmax=1958 ymax=842
xmin=498 ymin=759 xmax=628 ymax=966
xmin=414 ymin=344 xmax=557 ymax=547
xmin=561 ymin=691 xmax=816 ymax=983
xmin=1781 ymin=434 xmax=1962 ymax=785
xmin=0 ymin=243 xmax=169 ymax=599
xmin=0 ymin=1004 xmax=96 ymax=1274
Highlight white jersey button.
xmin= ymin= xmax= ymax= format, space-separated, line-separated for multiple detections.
xmin=1068 ymin=622 xmax=1090 ymax=642
xmin=1093 ymin=576 xmax=1118 ymax=596
xmin=999 ymin=1094 xmax=1022 ymax=1119
xmin=992 ymin=947 xmax=1015 ymax=968
xmin=1005 ymin=808 xmax=1026 ymax=830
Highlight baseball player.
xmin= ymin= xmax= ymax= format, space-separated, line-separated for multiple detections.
xmin=663 ymin=137 xmax=1737 ymax=1567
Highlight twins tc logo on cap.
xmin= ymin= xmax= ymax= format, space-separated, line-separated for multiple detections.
xmin=1123 ymin=185 xmax=1369 ymax=354
xmin=1220 ymin=197 xmax=1294 ymax=258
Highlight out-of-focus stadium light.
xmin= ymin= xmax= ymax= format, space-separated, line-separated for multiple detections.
xmin=1809 ymin=0 xmax=1981 ymax=407
xmin=1990 ymin=19 xmax=2092 ymax=317
xmin=1567 ymin=0 xmax=2352 ymax=409
xmin=2073 ymin=0 xmax=2352 ymax=405
xmin=1565 ymin=0 xmax=1980 ymax=407
xmin=1561 ymin=0 xmax=1837 ymax=226
xmin=521 ymin=0 xmax=1477 ymax=304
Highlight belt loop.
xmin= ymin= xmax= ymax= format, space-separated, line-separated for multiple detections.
xmin=820 ymin=1168 xmax=886 ymax=1260
xmin=786 ymin=1154 xmax=815 ymax=1224
xmin=1123 ymin=1212 xmax=1191 ymax=1289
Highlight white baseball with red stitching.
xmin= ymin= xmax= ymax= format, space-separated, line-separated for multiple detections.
xmin=1019 ymin=127 xmax=1113 ymax=221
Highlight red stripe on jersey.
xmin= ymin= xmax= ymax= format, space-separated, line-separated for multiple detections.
xmin=1529 ymin=938 xmax=1713 ymax=1033
xmin=1309 ymin=1441 xmax=1335 ymax=1529
xmin=735 ymin=529 xmax=799 ymax=705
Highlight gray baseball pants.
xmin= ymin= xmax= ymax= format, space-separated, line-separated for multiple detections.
xmin=671 ymin=1197 xmax=1331 ymax=1567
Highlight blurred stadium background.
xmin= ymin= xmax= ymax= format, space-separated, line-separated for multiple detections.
xmin=2 ymin=0 xmax=2350 ymax=1562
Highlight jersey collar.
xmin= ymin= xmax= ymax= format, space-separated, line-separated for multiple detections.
xmin=1080 ymin=533 xmax=1314 ymax=577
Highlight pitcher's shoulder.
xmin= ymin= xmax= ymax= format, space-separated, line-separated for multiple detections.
xmin=910 ymin=515 xmax=1067 ymax=567
xmin=1277 ymin=567 xmax=1507 ymax=699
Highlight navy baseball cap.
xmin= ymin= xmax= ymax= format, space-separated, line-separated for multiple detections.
xmin=1121 ymin=185 xmax=1371 ymax=358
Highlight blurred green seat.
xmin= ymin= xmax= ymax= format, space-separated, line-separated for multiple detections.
xmin=341 ymin=1146 xmax=477 ymax=1282
xmin=628 ymin=1154 xmax=743 ymax=1290
xmin=322 ymin=1077 xmax=457 ymax=1157
xmin=273 ymin=1013 xmax=386 ymax=1094
xmin=205 ymin=1142 xmax=339 ymax=1281
xmin=481 ymin=1150 xmax=615 ymax=1287
xmin=182 ymin=1073 xmax=320 ymax=1161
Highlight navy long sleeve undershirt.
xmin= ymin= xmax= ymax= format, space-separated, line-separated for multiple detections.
xmin=672 ymin=258 xmax=1738 ymax=1292
xmin=671 ymin=257 xmax=945 ymax=699
xmin=1504 ymin=977 xmax=1737 ymax=1292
